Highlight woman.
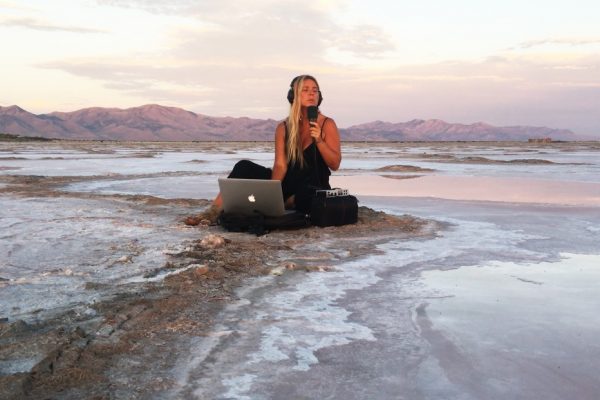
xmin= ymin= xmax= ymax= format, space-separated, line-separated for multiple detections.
xmin=211 ymin=74 xmax=341 ymax=217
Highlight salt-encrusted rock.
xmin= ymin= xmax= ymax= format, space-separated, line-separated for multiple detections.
xmin=96 ymin=324 xmax=115 ymax=337
xmin=200 ymin=234 xmax=226 ymax=249
xmin=162 ymin=245 xmax=193 ymax=256
xmin=284 ymin=262 xmax=298 ymax=270
xmin=270 ymin=262 xmax=299 ymax=275
xmin=115 ymin=255 xmax=133 ymax=264
xmin=192 ymin=265 xmax=210 ymax=277
xmin=207 ymin=266 xmax=226 ymax=280
xmin=305 ymin=265 xmax=336 ymax=272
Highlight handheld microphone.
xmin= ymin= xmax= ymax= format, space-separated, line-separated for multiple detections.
xmin=307 ymin=106 xmax=319 ymax=143
xmin=307 ymin=106 xmax=318 ymax=123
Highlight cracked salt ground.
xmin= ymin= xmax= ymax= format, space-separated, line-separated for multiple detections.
xmin=0 ymin=195 xmax=203 ymax=322
xmin=170 ymin=212 xmax=535 ymax=398
xmin=65 ymin=174 xmax=220 ymax=199
xmin=170 ymin=198 xmax=600 ymax=400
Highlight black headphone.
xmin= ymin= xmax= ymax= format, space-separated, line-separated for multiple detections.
xmin=287 ymin=75 xmax=323 ymax=106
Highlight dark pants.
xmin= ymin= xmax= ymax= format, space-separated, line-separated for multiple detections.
xmin=227 ymin=160 xmax=272 ymax=180
xmin=227 ymin=160 xmax=306 ymax=206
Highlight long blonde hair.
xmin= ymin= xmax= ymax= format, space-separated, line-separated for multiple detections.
xmin=286 ymin=75 xmax=320 ymax=168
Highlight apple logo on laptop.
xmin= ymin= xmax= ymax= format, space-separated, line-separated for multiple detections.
xmin=248 ymin=194 xmax=256 ymax=203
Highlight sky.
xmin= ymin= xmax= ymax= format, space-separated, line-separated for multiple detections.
xmin=1 ymin=0 xmax=599 ymax=136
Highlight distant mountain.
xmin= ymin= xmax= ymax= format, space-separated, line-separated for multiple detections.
xmin=341 ymin=119 xmax=577 ymax=141
xmin=0 ymin=105 xmax=99 ymax=140
xmin=0 ymin=104 xmax=280 ymax=141
xmin=0 ymin=104 xmax=577 ymax=141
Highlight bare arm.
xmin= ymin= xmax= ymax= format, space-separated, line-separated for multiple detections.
xmin=310 ymin=118 xmax=342 ymax=171
xmin=272 ymin=122 xmax=288 ymax=180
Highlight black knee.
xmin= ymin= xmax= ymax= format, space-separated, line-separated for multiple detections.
xmin=231 ymin=160 xmax=254 ymax=174
xmin=228 ymin=160 xmax=271 ymax=180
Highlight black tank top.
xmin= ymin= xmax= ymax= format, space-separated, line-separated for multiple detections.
xmin=281 ymin=119 xmax=331 ymax=199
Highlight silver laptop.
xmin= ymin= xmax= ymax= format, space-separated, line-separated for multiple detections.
xmin=218 ymin=178 xmax=286 ymax=217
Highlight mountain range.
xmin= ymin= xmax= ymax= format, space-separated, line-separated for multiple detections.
xmin=0 ymin=104 xmax=577 ymax=141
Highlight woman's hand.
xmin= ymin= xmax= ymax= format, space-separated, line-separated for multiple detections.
xmin=313 ymin=118 xmax=341 ymax=170
xmin=309 ymin=121 xmax=323 ymax=143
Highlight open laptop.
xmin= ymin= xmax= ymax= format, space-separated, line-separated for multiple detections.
xmin=218 ymin=178 xmax=287 ymax=217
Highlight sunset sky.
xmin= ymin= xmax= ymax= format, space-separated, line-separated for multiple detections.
xmin=1 ymin=0 xmax=599 ymax=136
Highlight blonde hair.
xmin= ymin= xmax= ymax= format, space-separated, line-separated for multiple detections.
xmin=286 ymin=75 xmax=320 ymax=168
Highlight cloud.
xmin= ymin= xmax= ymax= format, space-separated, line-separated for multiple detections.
xmin=1 ymin=17 xmax=105 ymax=33
xmin=38 ymin=58 xmax=294 ymax=117
xmin=327 ymin=24 xmax=395 ymax=59
xmin=98 ymin=0 xmax=391 ymax=60
xmin=0 ymin=1 xmax=33 ymax=11
xmin=96 ymin=0 xmax=300 ymax=19
xmin=96 ymin=0 xmax=197 ymax=14
xmin=512 ymin=38 xmax=600 ymax=50
xmin=39 ymin=60 xmax=222 ymax=92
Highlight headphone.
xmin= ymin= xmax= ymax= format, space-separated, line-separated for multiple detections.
xmin=287 ymin=75 xmax=323 ymax=106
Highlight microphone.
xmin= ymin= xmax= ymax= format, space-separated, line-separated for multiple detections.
xmin=307 ymin=106 xmax=319 ymax=143
xmin=307 ymin=106 xmax=318 ymax=123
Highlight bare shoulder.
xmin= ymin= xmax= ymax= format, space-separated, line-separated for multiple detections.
xmin=276 ymin=120 xmax=287 ymax=131
xmin=320 ymin=115 xmax=338 ymax=130
xmin=274 ymin=120 xmax=286 ymax=139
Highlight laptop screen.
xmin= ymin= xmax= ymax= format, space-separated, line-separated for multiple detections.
xmin=218 ymin=178 xmax=286 ymax=217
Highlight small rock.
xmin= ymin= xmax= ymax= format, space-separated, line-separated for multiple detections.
xmin=200 ymin=234 xmax=226 ymax=249
xmin=284 ymin=262 xmax=298 ymax=270
xmin=82 ymin=308 xmax=97 ymax=317
xmin=183 ymin=215 xmax=202 ymax=226
xmin=207 ymin=266 xmax=226 ymax=280
xmin=305 ymin=265 xmax=337 ymax=273
xmin=193 ymin=265 xmax=210 ymax=277
xmin=116 ymin=255 xmax=133 ymax=264
xmin=73 ymin=326 xmax=87 ymax=338
xmin=96 ymin=324 xmax=115 ymax=337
